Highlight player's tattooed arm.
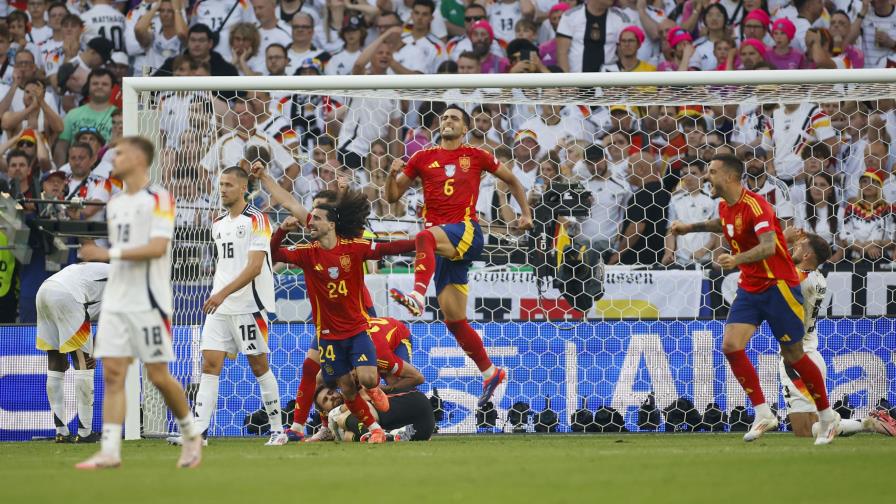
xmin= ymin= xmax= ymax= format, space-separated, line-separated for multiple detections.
xmin=669 ymin=218 xmax=722 ymax=235
xmin=381 ymin=361 xmax=425 ymax=393
xmin=720 ymin=231 xmax=775 ymax=269
xmin=250 ymin=161 xmax=308 ymax=223
xmin=385 ymin=158 xmax=413 ymax=203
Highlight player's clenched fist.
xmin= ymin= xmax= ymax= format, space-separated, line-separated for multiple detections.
xmin=249 ymin=160 xmax=267 ymax=179
xmin=280 ymin=216 xmax=301 ymax=232
xmin=668 ymin=221 xmax=689 ymax=236
xmin=389 ymin=158 xmax=405 ymax=177
xmin=516 ymin=213 xmax=533 ymax=231
xmin=717 ymin=253 xmax=738 ymax=270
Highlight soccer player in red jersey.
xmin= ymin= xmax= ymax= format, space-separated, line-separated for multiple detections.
xmin=367 ymin=317 xmax=425 ymax=393
xmin=269 ymin=190 xmax=414 ymax=443
xmin=670 ymin=154 xmax=839 ymax=445
xmin=385 ymin=105 xmax=533 ymax=407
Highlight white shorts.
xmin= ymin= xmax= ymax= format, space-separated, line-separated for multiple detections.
xmin=94 ymin=309 xmax=175 ymax=363
xmin=35 ymin=282 xmax=93 ymax=354
xmin=200 ymin=312 xmax=270 ymax=356
xmin=779 ymin=350 xmax=828 ymax=414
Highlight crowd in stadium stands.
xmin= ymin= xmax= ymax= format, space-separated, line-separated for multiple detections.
xmin=1 ymin=0 xmax=896 ymax=323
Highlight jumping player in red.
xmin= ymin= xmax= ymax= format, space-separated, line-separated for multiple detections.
xmin=270 ymin=190 xmax=414 ymax=443
xmin=670 ymin=154 xmax=839 ymax=445
xmin=386 ymin=105 xmax=533 ymax=407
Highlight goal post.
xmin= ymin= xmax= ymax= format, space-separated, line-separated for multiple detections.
xmin=121 ymin=69 xmax=896 ymax=439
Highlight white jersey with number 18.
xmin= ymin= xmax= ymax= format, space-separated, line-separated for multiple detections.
xmin=102 ymin=185 xmax=175 ymax=314
xmin=799 ymin=269 xmax=827 ymax=353
xmin=211 ymin=205 xmax=276 ymax=315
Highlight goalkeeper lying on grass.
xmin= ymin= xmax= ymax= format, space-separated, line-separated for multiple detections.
xmin=313 ymin=385 xmax=435 ymax=443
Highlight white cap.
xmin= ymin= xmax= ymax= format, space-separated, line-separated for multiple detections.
xmin=110 ymin=52 xmax=129 ymax=66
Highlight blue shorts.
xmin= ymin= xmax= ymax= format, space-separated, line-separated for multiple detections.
xmin=309 ymin=305 xmax=376 ymax=352
xmin=434 ymin=220 xmax=484 ymax=294
xmin=318 ymin=331 xmax=377 ymax=380
xmin=727 ymin=281 xmax=805 ymax=345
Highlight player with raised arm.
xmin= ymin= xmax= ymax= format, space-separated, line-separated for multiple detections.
xmin=385 ymin=105 xmax=534 ymax=407
xmin=669 ymin=154 xmax=839 ymax=445
xmin=36 ymin=262 xmax=109 ymax=443
xmin=167 ymin=166 xmax=285 ymax=447
xmin=76 ymin=136 xmax=202 ymax=469
xmin=269 ymin=190 xmax=416 ymax=443
xmin=781 ymin=229 xmax=896 ymax=438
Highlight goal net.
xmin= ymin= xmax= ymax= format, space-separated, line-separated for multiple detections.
xmin=126 ymin=70 xmax=896 ymax=436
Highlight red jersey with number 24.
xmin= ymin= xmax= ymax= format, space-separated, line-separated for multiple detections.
xmin=273 ymin=237 xmax=375 ymax=341
xmin=718 ymin=189 xmax=800 ymax=293
xmin=403 ymin=145 xmax=500 ymax=227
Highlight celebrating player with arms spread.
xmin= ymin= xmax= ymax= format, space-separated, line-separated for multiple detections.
xmin=386 ymin=105 xmax=533 ymax=407
xmin=76 ymin=137 xmax=202 ymax=468
xmin=670 ymin=154 xmax=839 ymax=445
xmin=270 ymin=190 xmax=415 ymax=443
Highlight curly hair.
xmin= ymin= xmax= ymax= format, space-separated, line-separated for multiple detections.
xmin=314 ymin=189 xmax=370 ymax=239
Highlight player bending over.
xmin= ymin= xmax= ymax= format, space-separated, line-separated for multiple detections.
xmin=781 ymin=229 xmax=896 ymax=437
xmin=670 ymin=154 xmax=838 ymax=445
xmin=168 ymin=166 xmax=286 ymax=447
xmin=36 ymin=262 xmax=109 ymax=443
xmin=76 ymin=137 xmax=202 ymax=469
xmin=314 ymin=385 xmax=435 ymax=442
xmin=385 ymin=105 xmax=534 ymax=407
xmin=270 ymin=190 xmax=414 ymax=443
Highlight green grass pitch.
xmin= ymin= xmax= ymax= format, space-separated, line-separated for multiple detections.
xmin=3 ymin=434 xmax=884 ymax=503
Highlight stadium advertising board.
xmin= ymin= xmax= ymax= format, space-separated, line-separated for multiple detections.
xmin=1 ymin=320 xmax=892 ymax=440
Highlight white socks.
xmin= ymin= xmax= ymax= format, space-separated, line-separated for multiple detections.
xmin=754 ymin=403 xmax=773 ymax=418
xmin=840 ymin=418 xmax=864 ymax=435
xmin=194 ymin=373 xmax=220 ymax=435
xmin=46 ymin=371 xmax=68 ymax=436
xmin=100 ymin=424 xmax=122 ymax=457
xmin=74 ymin=369 xmax=94 ymax=437
xmin=257 ymin=370 xmax=283 ymax=434
xmin=290 ymin=422 xmax=305 ymax=433
xmin=177 ymin=415 xmax=200 ymax=439
xmin=482 ymin=365 xmax=496 ymax=380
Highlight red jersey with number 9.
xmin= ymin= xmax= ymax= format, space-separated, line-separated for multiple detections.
xmin=718 ymin=189 xmax=800 ymax=293
xmin=403 ymin=145 xmax=500 ymax=227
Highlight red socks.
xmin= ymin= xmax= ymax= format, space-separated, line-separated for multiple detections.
xmin=790 ymin=353 xmax=831 ymax=411
xmin=725 ymin=349 xmax=766 ymax=407
xmin=413 ymin=230 xmax=436 ymax=296
xmin=445 ymin=319 xmax=492 ymax=372
xmin=292 ymin=358 xmax=320 ymax=426
xmin=345 ymin=393 xmax=377 ymax=427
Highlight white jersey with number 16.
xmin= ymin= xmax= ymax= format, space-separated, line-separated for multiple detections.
xmin=211 ymin=205 xmax=276 ymax=315
xmin=102 ymin=185 xmax=175 ymax=314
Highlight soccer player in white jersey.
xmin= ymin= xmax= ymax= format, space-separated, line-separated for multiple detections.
xmin=782 ymin=230 xmax=896 ymax=437
xmin=76 ymin=137 xmax=202 ymax=469
xmin=168 ymin=166 xmax=286 ymax=446
xmin=36 ymin=262 xmax=109 ymax=444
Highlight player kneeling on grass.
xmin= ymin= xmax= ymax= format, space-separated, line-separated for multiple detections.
xmin=270 ymin=190 xmax=415 ymax=443
xmin=670 ymin=154 xmax=838 ymax=445
xmin=167 ymin=166 xmax=286 ymax=447
xmin=781 ymin=229 xmax=896 ymax=438
xmin=76 ymin=137 xmax=202 ymax=469
xmin=36 ymin=262 xmax=108 ymax=443
xmin=314 ymin=385 xmax=434 ymax=442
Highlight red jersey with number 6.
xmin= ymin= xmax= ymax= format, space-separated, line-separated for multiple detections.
xmin=403 ymin=145 xmax=500 ymax=227
xmin=718 ymin=189 xmax=800 ymax=293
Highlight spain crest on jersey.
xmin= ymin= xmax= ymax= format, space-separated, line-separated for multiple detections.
xmin=459 ymin=156 xmax=470 ymax=172
xmin=328 ymin=267 xmax=340 ymax=279
xmin=339 ymin=254 xmax=352 ymax=272
xmin=445 ymin=164 xmax=456 ymax=177
xmin=734 ymin=213 xmax=744 ymax=234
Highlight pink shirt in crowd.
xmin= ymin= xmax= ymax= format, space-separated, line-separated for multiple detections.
xmin=766 ymin=47 xmax=805 ymax=70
